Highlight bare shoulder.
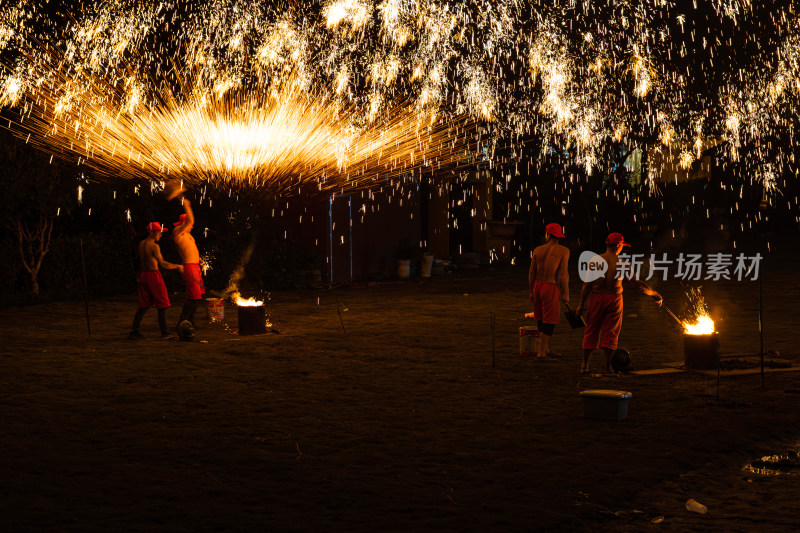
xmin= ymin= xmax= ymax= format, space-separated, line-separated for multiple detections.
xmin=141 ymin=239 xmax=155 ymax=256
xmin=558 ymin=244 xmax=570 ymax=257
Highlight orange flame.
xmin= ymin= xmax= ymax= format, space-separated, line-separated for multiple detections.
xmin=683 ymin=314 xmax=715 ymax=335
xmin=232 ymin=292 xmax=263 ymax=307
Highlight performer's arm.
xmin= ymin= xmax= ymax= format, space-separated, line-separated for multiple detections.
xmin=624 ymin=262 xmax=662 ymax=305
xmin=576 ymin=282 xmax=592 ymax=315
xmin=558 ymin=250 xmax=570 ymax=303
xmin=528 ymin=251 xmax=537 ymax=296
xmin=182 ymin=197 xmax=195 ymax=228
xmin=155 ymin=245 xmax=183 ymax=273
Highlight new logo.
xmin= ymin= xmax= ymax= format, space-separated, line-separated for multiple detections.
xmin=578 ymin=251 xmax=608 ymax=282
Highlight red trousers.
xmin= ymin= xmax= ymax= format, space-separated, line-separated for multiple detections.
xmin=138 ymin=271 xmax=170 ymax=308
xmin=531 ymin=281 xmax=561 ymax=324
xmin=182 ymin=263 xmax=206 ymax=299
xmin=581 ymin=293 xmax=623 ymax=350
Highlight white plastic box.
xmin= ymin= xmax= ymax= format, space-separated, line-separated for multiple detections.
xmin=580 ymin=389 xmax=632 ymax=421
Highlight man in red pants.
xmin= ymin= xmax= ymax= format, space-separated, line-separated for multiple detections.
xmin=576 ymin=232 xmax=662 ymax=373
xmin=130 ymin=222 xmax=183 ymax=338
xmin=173 ymin=196 xmax=205 ymax=327
xmin=529 ymin=223 xmax=570 ymax=358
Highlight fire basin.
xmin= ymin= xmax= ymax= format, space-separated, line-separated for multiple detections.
xmin=237 ymin=305 xmax=267 ymax=336
xmin=683 ymin=332 xmax=720 ymax=370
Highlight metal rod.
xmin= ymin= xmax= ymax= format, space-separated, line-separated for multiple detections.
xmin=490 ymin=312 xmax=496 ymax=368
xmin=328 ymin=196 xmax=333 ymax=284
xmin=80 ymin=239 xmax=91 ymax=339
xmin=662 ymin=305 xmax=682 ymax=326
xmin=759 ymin=261 xmax=764 ymax=388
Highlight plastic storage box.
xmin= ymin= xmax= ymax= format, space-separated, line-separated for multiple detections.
xmin=580 ymin=389 xmax=632 ymax=421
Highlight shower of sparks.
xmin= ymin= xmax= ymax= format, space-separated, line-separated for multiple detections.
xmin=682 ymin=287 xmax=716 ymax=335
xmin=0 ymin=0 xmax=798 ymax=204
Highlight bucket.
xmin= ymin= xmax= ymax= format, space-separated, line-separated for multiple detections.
xmin=565 ymin=304 xmax=586 ymax=329
xmin=238 ymin=305 xmax=267 ymax=335
xmin=206 ymin=297 xmax=225 ymax=321
xmin=683 ymin=332 xmax=719 ymax=369
xmin=580 ymin=389 xmax=632 ymax=421
xmin=519 ymin=326 xmax=540 ymax=355
xmin=397 ymin=259 xmax=411 ymax=279
xmin=421 ymin=253 xmax=434 ymax=277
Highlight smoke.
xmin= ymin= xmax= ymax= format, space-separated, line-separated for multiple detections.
xmin=223 ymin=240 xmax=255 ymax=301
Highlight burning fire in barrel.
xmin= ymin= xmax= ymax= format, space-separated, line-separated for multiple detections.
xmin=682 ymin=314 xmax=719 ymax=370
xmin=234 ymin=293 xmax=268 ymax=336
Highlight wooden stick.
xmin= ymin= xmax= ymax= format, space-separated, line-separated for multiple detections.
xmin=337 ymin=301 xmax=347 ymax=339
xmin=490 ymin=312 xmax=496 ymax=367
xmin=759 ymin=262 xmax=764 ymax=388
xmin=80 ymin=239 xmax=91 ymax=339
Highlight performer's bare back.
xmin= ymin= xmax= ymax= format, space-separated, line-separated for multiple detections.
xmin=139 ymin=238 xmax=162 ymax=272
xmin=591 ymin=251 xmax=624 ymax=294
xmin=531 ymin=242 xmax=569 ymax=283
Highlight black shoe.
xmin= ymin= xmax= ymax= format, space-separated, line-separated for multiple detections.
xmin=129 ymin=330 xmax=144 ymax=339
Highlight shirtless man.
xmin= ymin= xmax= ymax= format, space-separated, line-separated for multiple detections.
xmin=130 ymin=222 xmax=183 ymax=338
xmin=576 ymin=232 xmax=662 ymax=374
xmin=528 ymin=223 xmax=570 ymax=358
xmin=172 ymin=197 xmax=205 ymax=327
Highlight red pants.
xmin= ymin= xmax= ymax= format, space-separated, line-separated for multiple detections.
xmin=582 ymin=293 xmax=623 ymax=350
xmin=531 ymin=281 xmax=561 ymax=325
xmin=182 ymin=263 xmax=206 ymax=299
xmin=138 ymin=271 xmax=170 ymax=308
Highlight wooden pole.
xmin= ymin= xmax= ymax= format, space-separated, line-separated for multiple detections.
xmin=490 ymin=312 xmax=496 ymax=367
xmin=80 ymin=238 xmax=91 ymax=339
xmin=337 ymin=301 xmax=347 ymax=339
xmin=759 ymin=260 xmax=764 ymax=388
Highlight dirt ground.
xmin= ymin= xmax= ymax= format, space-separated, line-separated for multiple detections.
xmin=2 ymin=251 xmax=800 ymax=532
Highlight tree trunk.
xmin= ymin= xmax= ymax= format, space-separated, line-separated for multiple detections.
xmin=12 ymin=214 xmax=54 ymax=296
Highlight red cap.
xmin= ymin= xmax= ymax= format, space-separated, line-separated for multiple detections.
xmin=146 ymin=222 xmax=167 ymax=233
xmin=173 ymin=214 xmax=187 ymax=226
xmin=606 ymin=232 xmax=631 ymax=247
xmin=545 ymin=223 xmax=565 ymax=239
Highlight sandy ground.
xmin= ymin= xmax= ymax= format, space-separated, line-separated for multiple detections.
xmin=1 ymin=256 xmax=800 ymax=532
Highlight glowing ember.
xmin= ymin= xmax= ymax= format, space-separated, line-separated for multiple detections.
xmin=683 ymin=315 xmax=715 ymax=335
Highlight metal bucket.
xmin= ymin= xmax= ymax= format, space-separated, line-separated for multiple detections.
xmin=206 ymin=298 xmax=224 ymax=321
xmin=683 ymin=333 xmax=719 ymax=369
xmin=565 ymin=304 xmax=585 ymax=329
xmin=238 ymin=305 xmax=267 ymax=335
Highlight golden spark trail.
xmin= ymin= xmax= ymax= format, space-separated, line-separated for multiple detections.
xmin=0 ymin=0 xmax=798 ymax=203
